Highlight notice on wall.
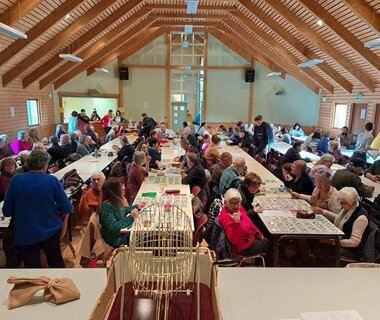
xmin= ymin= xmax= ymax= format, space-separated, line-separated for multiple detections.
xmin=144 ymin=102 xmax=149 ymax=109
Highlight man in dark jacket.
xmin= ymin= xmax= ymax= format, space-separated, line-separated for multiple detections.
xmin=253 ymin=115 xmax=274 ymax=156
xmin=140 ymin=113 xmax=157 ymax=138
xmin=331 ymin=158 xmax=375 ymax=199
xmin=47 ymin=136 xmax=65 ymax=165
xmin=279 ymin=141 xmax=303 ymax=166
xmin=284 ymin=160 xmax=314 ymax=195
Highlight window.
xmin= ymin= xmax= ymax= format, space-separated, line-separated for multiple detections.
xmin=333 ymin=103 xmax=348 ymax=129
xmin=27 ymin=99 xmax=40 ymax=126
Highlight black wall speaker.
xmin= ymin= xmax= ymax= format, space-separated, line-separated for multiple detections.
xmin=245 ymin=69 xmax=255 ymax=82
xmin=119 ymin=67 xmax=129 ymax=80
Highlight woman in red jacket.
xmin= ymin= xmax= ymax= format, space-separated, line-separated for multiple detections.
xmin=219 ymin=188 xmax=268 ymax=256
xmin=101 ymin=109 xmax=114 ymax=134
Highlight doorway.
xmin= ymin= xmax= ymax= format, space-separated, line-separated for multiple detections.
xmin=350 ymin=103 xmax=368 ymax=135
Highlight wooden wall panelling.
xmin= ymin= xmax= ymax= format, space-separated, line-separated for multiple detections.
xmin=0 ymin=0 xmax=42 ymax=25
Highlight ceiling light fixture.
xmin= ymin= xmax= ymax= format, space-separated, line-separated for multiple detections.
xmin=65 ymin=14 xmax=71 ymax=19
xmin=364 ymin=38 xmax=380 ymax=48
xmin=184 ymin=25 xmax=193 ymax=35
xmin=0 ymin=22 xmax=27 ymax=39
xmin=187 ymin=0 xmax=199 ymax=14
xmin=267 ymin=72 xmax=282 ymax=77
xmin=316 ymin=19 xmax=324 ymax=26
xmin=95 ymin=67 xmax=109 ymax=73
xmin=59 ymin=53 xmax=83 ymax=63
xmin=298 ymin=59 xmax=324 ymax=68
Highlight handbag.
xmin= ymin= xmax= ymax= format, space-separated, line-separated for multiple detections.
xmin=62 ymin=168 xmax=83 ymax=189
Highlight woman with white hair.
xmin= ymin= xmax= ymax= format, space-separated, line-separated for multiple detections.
xmin=218 ymin=188 xmax=268 ymax=256
xmin=0 ymin=134 xmax=14 ymax=159
xmin=11 ymin=131 xmax=32 ymax=155
xmin=106 ymin=125 xmax=119 ymax=142
xmin=55 ymin=124 xmax=66 ymax=139
xmin=292 ymin=171 xmax=340 ymax=214
xmin=318 ymin=187 xmax=369 ymax=258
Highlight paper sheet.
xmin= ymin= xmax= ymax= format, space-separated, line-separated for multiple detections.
xmin=262 ymin=210 xmax=293 ymax=217
xmin=301 ymin=310 xmax=364 ymax=320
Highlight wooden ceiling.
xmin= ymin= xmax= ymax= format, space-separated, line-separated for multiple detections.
xmin=1 ymin=0 xmax=380 ymax=94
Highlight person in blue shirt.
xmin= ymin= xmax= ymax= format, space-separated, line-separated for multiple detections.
xmin=3 ymin=150 xmax=73 ymax=268
xmin=289 ymin=123 xmax=305 ymax=137
xmin=317 ymin=132 xmax=331 ymax=154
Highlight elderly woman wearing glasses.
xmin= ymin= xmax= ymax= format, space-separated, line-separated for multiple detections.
xmin=218 ymin=188 xmax=268 ymax=256
xmin=291 ymin=170 xmax=341 ymax=214
xmin=317 ymin=187 xmax=369 ymax=258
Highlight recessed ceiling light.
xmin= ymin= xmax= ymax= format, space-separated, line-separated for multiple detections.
xmin=316 ymin=19 xmax=323 ymax=26
xmin=65 ymin=14 xmax=71 ymax=20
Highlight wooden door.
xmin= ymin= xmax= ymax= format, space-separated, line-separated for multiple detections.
xmin=350 ymin=103 xmax=368 ymax=135
xmin=373 ymin=104 xmax=380 ymax=137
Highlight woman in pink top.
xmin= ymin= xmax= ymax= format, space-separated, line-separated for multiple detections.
xmin=11 ymin=131 xmax=32 ymax=155
xmin=219 ymin=188 xmax=268 ymax=256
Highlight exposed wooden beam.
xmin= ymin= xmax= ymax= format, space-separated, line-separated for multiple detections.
xmin=236 ymin=0 xmax=353 ymax=93
xmin=3 ymin=0 xmax=118 ymax=87
xmin=151 ymin=12 xmax=230 ymax=19
xmin=263 ymin=0 xmax=375 ymax=92
xmin=156 ymin=20 xmax=219 ymax=27
xmin=23 ymin=0 xmax=144 ymax=88
xmin=221 ymin=22 xmax=320 ymax=94
xmin=0 ymin=0 xmax=85 ymax=69
xmin=39 ymin=12 xmax=153 ymax=89
xmin=298 ymin=0 xmax=380 ymax=73
xmin=0 ymin=0 xmax=42 ymax=25
xmin=341 ymin=0 xmax=380 ymax=35
xmin=53 ymin=23 xmax=159 ymax=89
xmin=211 ymin=27 xmax=287 ymax=79
xmin=226 ymin=14 xmax=334 ymax=93
xmin=88 ymin=29 xmax=165 ymax=76
xmin=145 ymin=4 xmax=237 ymax=11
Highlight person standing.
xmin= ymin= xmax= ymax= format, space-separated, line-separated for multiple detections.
xmin=101 ymin=110 xmax=114 ymax=135
xmin=68 ymin=111 xmax=78 ymax=134
xmin=77 ymin=109 xmax=90 ymax=135
xmin=253 ymin=115 xmax=274 ymax=157
xmin=3 ymin=150 xmax=73 ymax=268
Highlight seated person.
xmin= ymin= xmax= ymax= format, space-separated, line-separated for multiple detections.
xmin=69 ymin=132 xmax=78 ymax=153
xmin=316 ymin=187 xmax=369 ymax=259
xmin=276 ymin=128 xmax=291 ymax=144
xmin=304 ymin=129 xmax=322 ymax=151
xmin=289 ymin=123 xmax=305 ymax=137
xmin=201 ymin=134 xmax=211 ymax=153
xmin=0 ymin=157 xmax=17 ymax=202
xmin=316 ymin=132 xmax=331 ymax=154
xmin=125 ymin=151 xmax=150 ymax=203
xmin=55 ymin=124 xmax=66 ymax=139
xmin=106 ymin=125 xmax=119 ymax=142
xmin=332 ymin=158 xmax=374 ymax=198
xmin=154 ymin=128 xmax=169 ymax=144
xmin=219 ymin=157 xmax=246 ymax=196
xmin=238 ymin=172 xmax=265 ymax=214
xmin=181 ymin=152 xmax=206 ymax=191
xmin=98 ymin=178 xmax=144 ymax=248
xmin=79 ymin=171 xmax=106 ymax=216
xmin=76 ymin=135 xmax=90 ymax=157
xmin=47 ymin=135 xmax=66 ymax=165
xmin=15 ymin=150 xmax=30 ymax=174
xmin=204 ymin=134 xmax=221 ymax=169
xmin=210 ymin=152 xmax=233 ymax=191
xmin=218 ymin=188 xmax=268 ymax=257
xmin=173 ymin=138 xmax=198 ymax=169
xmin=329 ymin=140 xmax=344 ymax=164
xmin=365 ymin=159 xmax=380 ymax=182
xmin=0 ymin=134 xmax=14 ymax=159
xmin=183 ymin=127 xmax=199 ymax=151
xmin=280 ymin=163 xmax=292 ymax=182
xmin=291 ymin=171 xmax=340 ymax=214
xmin=11 ymin=130 xmax=32 ymax=155
xmin=28 ymin=128 xmax=40 ymax=145
xmin=309 ymin=154 xmax=335 ymax=182
xmin=60 ymin=134 xmax=73 ymax=158
xmin=279 ymin=141 xmax=302 ymax=166
xmin=239 ymin=129 xmax=253 ymax=154
xmin=284 ymin=160 xmax=314 ymax=195
xmin=337 ymin=126 xmax=354 ymax=148
xmin=228 ymin=126 xmax=242 ymax=146
xmin=113 ymin=136 xmax=135 ymax=162
xmin=148 ymin=138 xmax=163 ymax=169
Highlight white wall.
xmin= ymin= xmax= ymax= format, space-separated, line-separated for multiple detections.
xmin=206 ymin=70 xmax=250 ymax=122
xmin=122 ymin=68 xmax=167 ymax=122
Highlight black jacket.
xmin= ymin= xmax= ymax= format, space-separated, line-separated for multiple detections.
xmin=182 ymin=162 xmax=206 ymax=190
xmin=284 ymin=172 xmax=314 ymax=195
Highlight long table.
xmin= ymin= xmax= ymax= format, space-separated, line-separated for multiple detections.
xmin=272 ymin=141 xmax=320 ymax=161
xmin=218 ymin=268 xmax=380 ymax=320
xmin=0 ymin=268 xmax=106 ymax=320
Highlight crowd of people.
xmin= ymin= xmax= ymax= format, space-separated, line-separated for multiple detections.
xmin=1 ymin=110 xmax=380 ymax=268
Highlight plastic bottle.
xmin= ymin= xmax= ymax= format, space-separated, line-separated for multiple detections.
xmin=94 ymin=148 xmax=99 ymax=158
xmin=89 ymin=252 xmax=97 ymax=268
